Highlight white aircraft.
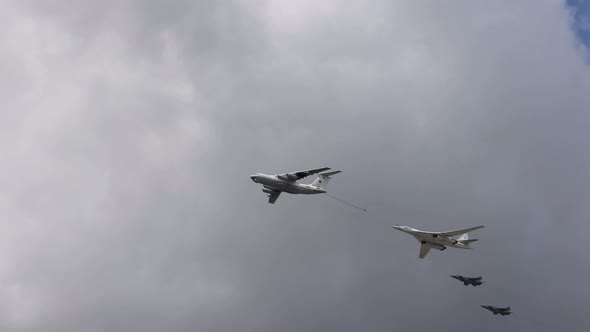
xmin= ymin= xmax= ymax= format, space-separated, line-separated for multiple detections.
xmin=392 ymin=225 xmax=484 ymax=258
xmin=250 ymin=167 xmax=341 ymax=204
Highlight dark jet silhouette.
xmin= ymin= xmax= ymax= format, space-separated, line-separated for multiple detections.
xmin=451 ymin=275 xmax=483 ymax=286
xmin=481 ymin=305 xmax=511 ymax=316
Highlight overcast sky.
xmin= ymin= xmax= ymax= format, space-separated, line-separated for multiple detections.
xmin=1 ymin=1 xmax=589 ymax=331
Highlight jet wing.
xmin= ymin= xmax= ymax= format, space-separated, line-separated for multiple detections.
xmin=441 ymin=225 xmax=484 ymax=237
xmin=279 ymin=167 xmax=331 ymax=181
xmin=419 ymin=243 xmax=431 ymax=259
xmin=268 ymin=191 xmax=281 ymax=204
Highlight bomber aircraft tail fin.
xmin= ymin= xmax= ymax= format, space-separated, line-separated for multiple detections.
xmin=457 ymin=233 xmax=468 ymax=241
xmin=457 ymin=233 xmax=478 ymax=246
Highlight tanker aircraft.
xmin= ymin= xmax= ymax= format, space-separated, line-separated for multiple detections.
xmin=250 ymin=167 xmax=341 ymax=204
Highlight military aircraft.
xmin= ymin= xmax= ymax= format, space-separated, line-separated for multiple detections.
xmin=392 ymin=225 xmax=484 ymax=258
xmin=451 ymin=275 xmax=484 ymax=286
xmin=481 ymin=305 xmax=511 ymax=316
xmin=250 ymin=167 xmax=341 ymax=204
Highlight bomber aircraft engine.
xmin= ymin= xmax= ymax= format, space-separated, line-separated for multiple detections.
xmin=429 ymin=243 xmax=446 ymax=251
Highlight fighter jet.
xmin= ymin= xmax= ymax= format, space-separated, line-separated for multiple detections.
xmin=392 ymin=225 xmax=484 ymax=258
xmin=250 ymin=167 xmax=341 ymax=204
xmin=451 ymin=275 xmax=484 ymax=286
xmin=481 ymin=305 xmax=511 ymax=316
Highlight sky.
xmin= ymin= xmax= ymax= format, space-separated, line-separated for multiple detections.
xmin=568 ymin=0 xmax=590 ymax=46
xmin=0 ymin=1 xmax=589 ymax=331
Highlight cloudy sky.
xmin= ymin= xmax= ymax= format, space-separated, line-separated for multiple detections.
xmin=1 ymin=0 xmax=589 ymax=331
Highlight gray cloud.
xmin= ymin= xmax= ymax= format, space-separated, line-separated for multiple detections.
xmin=1 ymin=0 xmax=589 ymax=331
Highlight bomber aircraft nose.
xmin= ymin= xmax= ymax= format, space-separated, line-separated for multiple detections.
xmin=392 ymin=225 xmax=410 ymax=233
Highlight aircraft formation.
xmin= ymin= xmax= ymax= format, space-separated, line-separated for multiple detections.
xmin=251 ymin=167 xmax=512 ymax=317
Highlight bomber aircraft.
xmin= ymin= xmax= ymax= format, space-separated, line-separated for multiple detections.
xmin=250 ymin=167 xmax=341 ymax=204
xmin=392 ymin=225 xmax=484 ymax=258
xmin=481 ymin=305 xmax=511 ymax=316
xmin=451 ymin=275 xmax=484 ymax=286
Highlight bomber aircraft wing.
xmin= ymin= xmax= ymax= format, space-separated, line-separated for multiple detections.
xmin=419 ymin=243 xmax=432 ymax=258
xmin=417 ymin=226 xmax=485 ymax=237
xmin=441 ymin=225 xmax=485 ymax=237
